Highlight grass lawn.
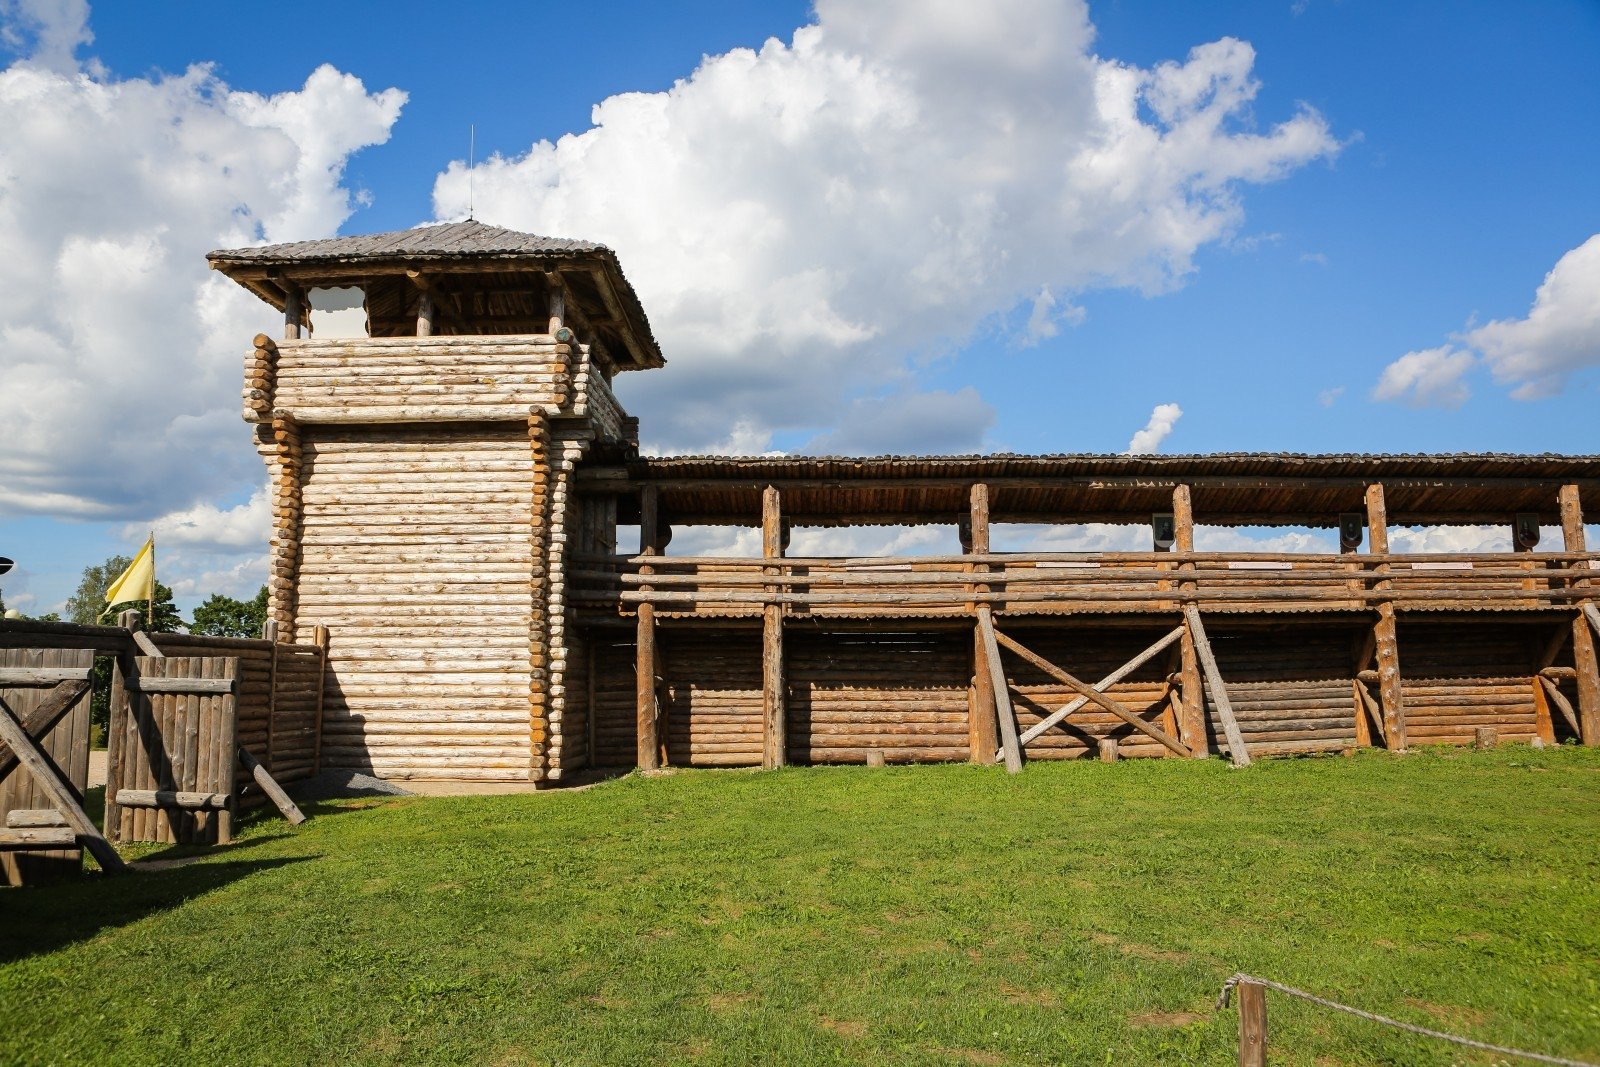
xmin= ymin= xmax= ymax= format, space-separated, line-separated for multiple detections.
xmin=2 ymin=748 xmax=1598 ymax=1065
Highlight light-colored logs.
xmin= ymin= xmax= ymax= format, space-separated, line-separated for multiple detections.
xmin=762 ymin=485 xmax=786 ymax=769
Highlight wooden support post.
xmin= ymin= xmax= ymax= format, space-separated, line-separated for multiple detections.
xmin=283 ymin=285 xmax=303 ymax=341
xmin=761 ymin=485 xmax=786 ymax=769
xmin=0 ymin=701 xmax=126 ymax=874
xmin=1173 ymin=484 xmax=1207 ymax=756
xmin=416 ymin=290 xmax=435 ymax=337
xmin=1097 ymin=737 xmax=1119 ymax=763
xmin=979 ymin=608 xmax=1023 ymax=773
xmin=1559 ymin=484 xmax=1600 ymax=745
xmin=312 ymin=624 xmax=329 ymax=775
xmin=1366 ymin=483 xmax=1408 ymax=751
xmin=238 ymin=747 xmax=306 ymax=826
xmin=262 ymin=618 xmax=278 ymax=769
xmin=968 ymin=484 xmax=1002 ymax=764
xmin=1474 ymin=726 xmax=1498 ymax=750
xmin=1237 ymin=979 xmax=1267 ymax=1067
xmin=636 ymin=486 xmax=661 ymax=771
xmin=546 ymin=271 xmax=566 ymax=335
xmin=1182 ymin=605 xmax=1250 ymax=767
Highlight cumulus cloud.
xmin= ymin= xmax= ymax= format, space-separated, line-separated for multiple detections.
xmin=0 ymin=23 xmax=405 ymax=525
xmin=1373 ymin=234 xmax=1600 ymax=406
xmin=805 ymin=388 xmax=994 ymax=455
xmin=435 ymin=0 xmax=1337 ymax=453
xmin=1126 ymin=402 xmax=1183 ymax=454
xmin=1464 ymin=234 xmax=1600 ymax=400
xmin=1371 ymin=345 xmax=1474 ymax=409
xmin=0 ymin=0 xmax=90 ymax=72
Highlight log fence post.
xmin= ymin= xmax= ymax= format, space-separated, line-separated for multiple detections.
xmin=1237 ymin=978 xmax=1267 ymax=1067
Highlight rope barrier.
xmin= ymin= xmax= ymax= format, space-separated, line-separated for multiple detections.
xmin=1217 ymin=973 xmax=1599 ymax=1067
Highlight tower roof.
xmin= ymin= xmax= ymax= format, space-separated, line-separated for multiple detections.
xmin=208 ymin=221 xmax=663 ymax=369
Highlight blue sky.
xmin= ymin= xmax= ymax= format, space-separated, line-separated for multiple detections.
xmin=1 ymin=0 xmax=1597 ymax=617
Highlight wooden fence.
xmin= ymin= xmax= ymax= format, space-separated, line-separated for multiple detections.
xmin=0 ymin=648 xmax=94 ymax=885
xmin=0 ymin=618 xmax=327 ymax=789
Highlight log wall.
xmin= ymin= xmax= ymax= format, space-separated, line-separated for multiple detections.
xmin=1398 ymin=620 xmax=1549 ymax=746
xmin=296 ymin=424 xmax=538 ymax=781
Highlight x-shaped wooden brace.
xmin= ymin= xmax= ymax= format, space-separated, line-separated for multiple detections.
xmin=0 ymin=680 xmax=128 ymax=874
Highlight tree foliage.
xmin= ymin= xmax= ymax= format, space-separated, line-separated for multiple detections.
xmin=190 ymin=586 xmax=269 ymax=639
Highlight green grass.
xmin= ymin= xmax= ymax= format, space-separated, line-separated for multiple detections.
xmin=3 ymin=748 xmax=1599 ymax=1066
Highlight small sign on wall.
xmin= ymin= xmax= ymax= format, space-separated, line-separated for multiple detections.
xmin=1514 ymin=513 xmax=1541 ymax=550
xmin=1151 ymin=513 xmax=1175 ymax=551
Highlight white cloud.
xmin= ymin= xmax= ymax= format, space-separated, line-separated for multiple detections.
xmin=1370 ymin=345 xmax=1474 ymax=408
xmin=0 ymin=21 xmax=404 ymax=530
xmin=435 ymin=0 xmax=1336 ymax=453
xmin=0 ymin=0 xmax=90 ymax=73
xmin=1464 ymin=233 xmax=1600 ymax=400
xmin=1317 ymin=385 xmax=1344 ymax=407
xmin=805 ymin=388 xmax=994 ymax=455
xmin=1373 ymin=234 xmax=1600 ymax=406
xmin=1126 ymin=402 xmax=1183 ymax=454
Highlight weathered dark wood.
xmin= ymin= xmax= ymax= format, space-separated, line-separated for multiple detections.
xmin=978 ymin=608 xmax=1022 ymax=773
xmin=6 ymin=808 xmax=67 ymax=828
xmin=114 ymin=789 xmax=232 ymax=810
xmin=1539 ymin=675 xmax=1582 ymax=736
xmin=132 ymin=630 xmax=163 ymax=658
xmin=992 ymin=627 xmax=1193 ymax=758
xmin=0 ymin=827 xmax=76 ymax=849
xmin=238 ymin=747 xmax=306 ymax=825
xmin=0 ymin=678 xmax=92 ymax=786
xmin=1182 ymin=605 xmax=1250 ymax=767
xmin=0 ymin=701 xmax=125 ymax=873
xmin=127 ymin=676 xmax=235 ymax=695
xmin=0 ymin=667 xmax=93 ymax=684
xmin=1366 ymin=482 xmax=1408 ymax=750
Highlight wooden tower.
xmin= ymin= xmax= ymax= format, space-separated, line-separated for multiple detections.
xmin=210 ymin=221 xmax=660 ymax=783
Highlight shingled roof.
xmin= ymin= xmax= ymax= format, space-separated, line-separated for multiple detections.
xmin=208 ymin=221 xmax=663 ymax=370
xmin=206 ymin=220 xmax=605 ymax=265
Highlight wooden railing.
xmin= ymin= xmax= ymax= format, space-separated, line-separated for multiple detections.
xmin=570 ymin=551 xmax=1600 ymax=618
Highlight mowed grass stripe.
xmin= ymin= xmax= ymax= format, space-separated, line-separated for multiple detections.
xmin=1 ymin=746 xmax=1597 ymax=1065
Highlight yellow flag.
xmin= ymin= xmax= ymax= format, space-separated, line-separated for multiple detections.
xmin=104 ymin=537 xmax=155 ymax=609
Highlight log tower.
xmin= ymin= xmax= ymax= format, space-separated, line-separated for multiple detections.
xmin=210 ymin=222 xmax=660 ymax=783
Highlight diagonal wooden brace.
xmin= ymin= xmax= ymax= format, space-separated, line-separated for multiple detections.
xmin=1014 ymin=626 xmax=1186 ymax=748
xmin=977 ymin=608 xmax=1024 ymax=773
xmin=1182 ymin=605 xmax=1252 ymax=767
xmin=990 ymin=627 xmax=1193 ymax=759
xmin=0 ymin=677 xmax=93 ymax=787
xmin=0 ymin=698 xmax=127 ymax=874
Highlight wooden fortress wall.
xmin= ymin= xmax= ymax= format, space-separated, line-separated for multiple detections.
xmin=577 ymin=617 xmax=1575 ymax=767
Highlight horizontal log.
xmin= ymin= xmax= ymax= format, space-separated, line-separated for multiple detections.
xmin=114 ymin=790 xmax=233 ymax=811
xmin=6 ymin=809 xmax=67 ymax=828
xmin=0 ymin=827 xmax=77 ymax=849
xmin=128 ymin=677 xmax=236 ymax=695
xmin=0 ymin=666 xmax=94 ymax=685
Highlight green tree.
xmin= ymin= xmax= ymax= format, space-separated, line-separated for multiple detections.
xmin=190 ymin=585 xmax=270 ymax=639
xmin=65 ymin=555 xmax=184 ymax=631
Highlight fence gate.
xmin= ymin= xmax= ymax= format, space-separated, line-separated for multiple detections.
xmin=108 ymin=656 xmax=240 ymax=846
xmin=0 ymin=648 xmax=94 ymax=885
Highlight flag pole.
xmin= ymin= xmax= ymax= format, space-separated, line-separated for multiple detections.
xmin=148 ymin=530 xmax=155 ymax=632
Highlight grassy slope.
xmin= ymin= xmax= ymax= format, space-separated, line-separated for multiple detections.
xmin=2 ymin=748 xmax=1598 ymax=1066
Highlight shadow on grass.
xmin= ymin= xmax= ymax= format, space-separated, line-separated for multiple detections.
xmin=0 ymin=853 xmax=315 ymax=964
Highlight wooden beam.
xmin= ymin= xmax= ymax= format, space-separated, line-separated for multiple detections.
xmin=1560 ymin=485 xmax=1600 ymax=746
xmin=283 ymin=285 xmax=303 ymax=341
xmin=968 ymin=483 xmax=1001 ymax=763
xmin=0 ymin=677 xmax=92 ymax=787
xmin=1539 ymin=674 xmax=1582 ymax=737
xmin=238 ymin=747 xmax=306 ymax=826
xmin=0 ymin=827 xmax=77 ymax=850
xmin=991 ymin=627 xmax=1193 ymax=759
xmin=1181 ymin=605 xmax=1251 ymax=767
xmin=113 ymin=789 xmax=232 ymax=811
xmin=546 ymin=271 xmax=566 ymax=336
xmin=1173 ymin=484 xmax=1207 ymax=755
xmin=761 ymin=484 xmax=786 ymax=769
xmin=1015 ymin=626 xmax=1185 ymax=747
xmin=0 ymin=699 xmax=126 ymax=873
xmin=1365 ymin=482 xmax=1408 ymax=750
xmin=416 ymin=289 xmax=435 ymax=337
xmin=1237 ymin=979 xmax=1268 ymax=1067
xmin=132 ymin=630 xmax=163 ymax=657
xmin=636 ymin=485 xmax=661 ymax=770
xmin=977 ymin=608 xmax=1022 ymax=773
